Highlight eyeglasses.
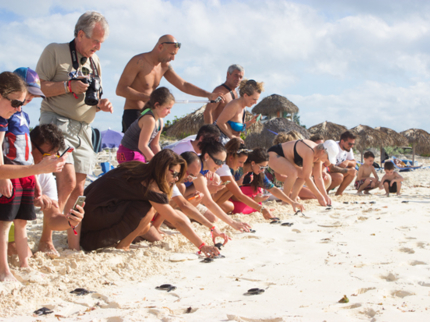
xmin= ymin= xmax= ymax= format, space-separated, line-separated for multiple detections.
xmin=162 ymin=42 xmax=181 ymax=48
xmin=2 ymin=95 xmax=25 ymax=108
xmin=347 ymin=142 xmax=355 ymax=146
xmin=32 ymin=141 xmax=59 ymax=158
xmin=169 ymin=169 xmax=180 ymax=179
xmin=208 ymin=152 xmax=225 ymax=166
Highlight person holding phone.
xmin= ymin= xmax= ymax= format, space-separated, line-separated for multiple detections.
xmin=230 ymin=148 xmax=304 ymax=214
xmin=80 ymin=149 xmax=220 ymax=257
xmin=214 ymin=79 xmax=264 ymax=144
xmin=212 ymin=138 xmax=278 ymax=220
xmin=177 ymin=139 xmax=251 ymax=233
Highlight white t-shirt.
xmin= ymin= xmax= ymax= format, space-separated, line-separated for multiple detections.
xmin=170 ymin=140 xmax=195 ymax=156
xmin=335 ymin=141 xmax=355 ymax=166
xmin=216 ymin=164 xmax=232 ymax=177
xmin=37 ymin=173 xmax=58 ymax=201
xmin=172 ymin=185 xmax=182 ymax=198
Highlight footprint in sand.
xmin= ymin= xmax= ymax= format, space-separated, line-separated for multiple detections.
xmin=398 ymin=247 xmax=415 ymax=254
xmin=416 ymin=242 xmax=427 ymax=249
xmin=418 ymin=281 xmax=430 ymax=287
xmin=354 ymin=287 xmax=376 ymax=295
xmin=380 ymin=273 xmax=399 ymax=282
xmin=409 ymin=260 xmax=427 ymax=266
xmin=359 ymin=307 xmax=377 ymax=318
xmin=391 ymin=290 xmax=415 ymax=298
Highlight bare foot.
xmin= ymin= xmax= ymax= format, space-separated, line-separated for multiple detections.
xmin=356 ymin=191 xmax=363 ymax=195
xmin=396 ymin=192 xmax=402 ymax=196
xmin=38 ymin=241 xmax=60 ymax=258
xmin=364 ymin=191 xmax=371 ymax=195
xmin=0 ymin=271 xmax=19 ymax=283
xmin=115 ymin=239 xmax=131 ymax=251
xmin=385 ymin=193 xmax=390 ymax=197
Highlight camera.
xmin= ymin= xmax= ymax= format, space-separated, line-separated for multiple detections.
xmin=79 ymin=77 xmax=102 ymax=106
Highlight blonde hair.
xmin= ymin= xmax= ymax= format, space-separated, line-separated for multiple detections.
xmin=273 ymin=130 xmax=303 ymax=145
xmin=239 ymin=79 xmax=264 ymax=97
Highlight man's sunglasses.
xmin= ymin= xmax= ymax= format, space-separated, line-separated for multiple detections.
xmin=208 ymin=153 xmax=225 ymax=166
xmin=2 ymin=95 xmax=25 ymax=108
xmin=32 ymin=141 xmax=59 ymax=158
xmin=162 ymin=42 xmax=181 ymax=48
xmin=169 ymin=169 xmax=180 ymax=179
xmin=347 ymin=142 xmax=355 ymax=146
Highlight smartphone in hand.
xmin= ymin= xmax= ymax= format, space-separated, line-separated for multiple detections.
xmin=71 ymin=196 xmax=86 ymax=216
xmin=60 ymin=146 xmax=74 ymax=158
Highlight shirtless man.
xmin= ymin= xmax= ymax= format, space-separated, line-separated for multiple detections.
xmin=203 ymin=64 xmax=244 ymax=124
xmin=117 ymin=34 xmax=223 ymax=132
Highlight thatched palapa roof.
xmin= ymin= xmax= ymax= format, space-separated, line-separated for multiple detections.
xmin=350 ymin=124 xmax=390 ymax=151
xmin=400 ymin=128 xmax=430 ymax=156
xmin=375 ymin=127 xmax=408 ymax=147
xmin=252 ymin=94 xmax=299 ymax=116
xmin=308 ymin=121 xmax=348 ymax=141
xmin=245 ymin=118 xmax=309 ymax=150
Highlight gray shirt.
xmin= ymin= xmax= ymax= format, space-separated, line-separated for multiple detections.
xmin=121 ymin=109 xmax=160 ymax=152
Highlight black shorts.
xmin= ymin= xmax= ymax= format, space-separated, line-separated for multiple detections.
xmin=122 ymin=109 xmax=141 ymax=133
xmin=383 ymin=180 xmax=398 ymax=193
xmin=0 ymin=175 xmax=36 ymax=222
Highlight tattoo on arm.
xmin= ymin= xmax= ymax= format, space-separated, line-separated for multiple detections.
xmin=329 ymin=165 xmax=348 ymax=174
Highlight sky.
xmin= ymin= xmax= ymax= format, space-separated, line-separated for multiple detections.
xmin=1 ymin=0 xmax=430 ymax=133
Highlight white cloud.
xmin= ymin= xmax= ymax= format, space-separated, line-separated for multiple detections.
xmin=1 ymin=0 xmax=430 ymax=133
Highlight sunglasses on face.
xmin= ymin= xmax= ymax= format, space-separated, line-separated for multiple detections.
xmin=208 ymin=153 xmax=225 ymax=166
xmin=347 ymin=142 xmax=355 ymax=146
xmin=162 ymin=42 xmax=181 ymax=48
xmin=2 ymin=95 xmax=25 ymax=108
xmin=258 ymin=166 xmax=268 ymax=170
xmin=32 ymin=141 xmax=59 ymax=158
xmin=169 ymin=169 xmax=180 ymax=179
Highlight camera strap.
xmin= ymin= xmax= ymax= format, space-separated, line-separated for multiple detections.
xmin=69 ymin=40 xmax=99 ymax=77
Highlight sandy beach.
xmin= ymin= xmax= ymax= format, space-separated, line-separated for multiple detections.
xmin=1 ymin=162 xmax=430 ymax=321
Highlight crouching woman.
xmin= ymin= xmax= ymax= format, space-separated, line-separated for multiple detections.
xmin=80 ymin=149 xmax=219 ymax=257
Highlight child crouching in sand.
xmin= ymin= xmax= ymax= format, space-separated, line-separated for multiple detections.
xmin=355 ymin=151 xmax=379 ymax=195
xmin=379 ymin=161 xmax=403 ymax=196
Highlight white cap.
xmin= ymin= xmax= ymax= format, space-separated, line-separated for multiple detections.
xmin=322 ymin=140 xmax=339 ymax=165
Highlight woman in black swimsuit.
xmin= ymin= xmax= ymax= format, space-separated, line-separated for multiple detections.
xmin=268 ymin=139 xmax=339 ymax=207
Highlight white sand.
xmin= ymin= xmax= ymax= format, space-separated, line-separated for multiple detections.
xmin=1 ymin=168 xmax=430 ymax=321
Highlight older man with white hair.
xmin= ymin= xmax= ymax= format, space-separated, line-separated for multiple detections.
xmin=204 ymin=64 xmax=245 ymax=124
xmin=36 ymin=11 xmax=113 ymax=250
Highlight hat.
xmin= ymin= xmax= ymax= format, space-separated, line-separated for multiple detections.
xmin=13 ymin=67 xmax=45 ymax=98
xmin=322 ymin=140 xmax=339 ymax=165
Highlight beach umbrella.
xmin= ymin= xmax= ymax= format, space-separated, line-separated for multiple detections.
xmin=245 ymin=117 xmax=309 ymax=149
xmin=308 ymin=121 xmax=348 ymax=141
xmin=101 ymin=129 xmax=124 ymax=149
xmin=252 ymin=94 xmax=299 ymax=119
xmin=400 ymin=128 xmax=430 ymax=164
xmin=375 ymin=127 xmax=409 ymax=165
xmin=350 ymin=125 xmax=390 ymax=163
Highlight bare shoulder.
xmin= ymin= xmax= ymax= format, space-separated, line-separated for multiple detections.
xmin=138 ymin=113 xmax=156 ymax=127
xmin=212 ymin=84 xmax=231 ymax=94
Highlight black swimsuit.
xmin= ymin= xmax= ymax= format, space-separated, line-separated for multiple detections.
xmin=268 ymin=144 xmax=285 ymax=157
xmin=293 ymin=140 xmax=314 ymax=167
xmin=221 ymin=84 xmax=236 ymax=99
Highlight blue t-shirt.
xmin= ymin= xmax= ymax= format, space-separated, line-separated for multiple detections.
xmin=231 ymin=167 xmax=274 ymax=190
xmin=0 ymin=111 xmax=33 ymax=165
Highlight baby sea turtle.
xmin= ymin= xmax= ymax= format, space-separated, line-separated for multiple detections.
xmin=201 ymin=257 xmax=214 ymax=263
xmin=155 ymin=284 xmax=177 ymax=292
xmin=271 ymin=217 xmax=280 ymax=221
xmin=33 ymin=307 xmax=53 ymax=316
xmin=369 ymin=201 xmax=376 ymax=204
xmin=244 ymin=288 xmax=265 ymax=295
xmin=281 ymin=222 xmax=293 ymax=227
xmin=70 ymin=288 xmax=94 ymax=296
xmin=326 ymin=207 xmax=332 ymax=210
xmin=270 ymin=219 xmax=280 ymax=224
xmin=213 ymin=254 xmax=225 ymax=259
xmin=215 ymin=242 xmax=223 ymax=250
xmin=249 ymin=229 xmax=256 ymax=233
xmin=343 ymin=201 xmax=349 ymax=204
xmin=402 ymin=201 xmax=409 ymax=203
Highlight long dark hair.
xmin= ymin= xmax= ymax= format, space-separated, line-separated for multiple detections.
xmin=143 ymin=86 xmax=175 ymax=110
xmin=245 ymin=148 xmax=269 ymax=192
xmin=118 ymin=149 xmax=186 ymax=198
xmin=197 ymin=136 xmax=226 ymax=163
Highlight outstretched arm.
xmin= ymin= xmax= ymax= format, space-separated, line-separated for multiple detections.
xmin=164 ymin=66 xmax=219 ymax=100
